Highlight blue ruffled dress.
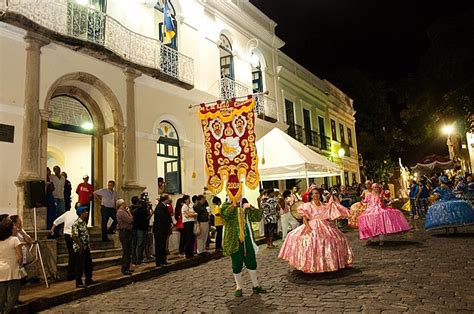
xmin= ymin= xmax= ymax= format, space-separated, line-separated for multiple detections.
xmin=425 ymin=187 xmax=474 ymax=230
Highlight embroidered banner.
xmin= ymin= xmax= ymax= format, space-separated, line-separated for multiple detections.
xmin=198 ymin=97 xmax=259 ymax=204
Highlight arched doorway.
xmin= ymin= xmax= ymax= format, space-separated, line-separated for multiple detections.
xmin=157 ymin=121 xmax=181 ymax=194
xmin=42 ymin=72 xmax=124 ymax=226
xmin=47 ymin=95 xmax=95 ymax=223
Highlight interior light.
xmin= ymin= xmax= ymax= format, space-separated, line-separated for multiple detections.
xmin=81 ymin=122 xmax=93 ymax=130
xmin=250 ymin=53 xmax=260 ymax=68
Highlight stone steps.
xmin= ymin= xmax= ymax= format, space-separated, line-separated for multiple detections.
xmin=57 ymin=255 xmax=123 ymax=279
xmin=57 ymin=248 xmax=123 ymax=264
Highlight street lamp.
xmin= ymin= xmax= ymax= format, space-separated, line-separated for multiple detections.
xmin=442 ymin=124 xmax=454 ymax=136
xmin=338 ymin=148 xmax=345 ymax=158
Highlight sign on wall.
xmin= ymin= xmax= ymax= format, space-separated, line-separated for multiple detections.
xmin=0 ymin=124 xmax=14 ymax=143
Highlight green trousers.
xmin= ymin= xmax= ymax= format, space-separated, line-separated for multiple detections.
xmin=231 ymin=226 xmax=257 ymax=273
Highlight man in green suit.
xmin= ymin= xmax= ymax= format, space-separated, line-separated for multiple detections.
xmin=221 ymin=198 xmax=267 ymax=297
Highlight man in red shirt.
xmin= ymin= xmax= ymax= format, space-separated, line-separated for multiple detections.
xmin=76 ymin=175 xmax=94 ymax=210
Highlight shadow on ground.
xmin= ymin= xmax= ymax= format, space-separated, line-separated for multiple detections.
xmin=432 ymin=232 xmax=474 ymax=238
xmin=365 ymin=240 xmax=423 ymax=250
xmin=286 ymin=267 xmax=381 ymax=287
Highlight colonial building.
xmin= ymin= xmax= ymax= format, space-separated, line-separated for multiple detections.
xmin=0 ymin=0 xmax=360 ymax=223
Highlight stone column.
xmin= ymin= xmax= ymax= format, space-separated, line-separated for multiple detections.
xmin=15 ymin=32 xmax=50 ymax=228
xmin=122 ymin=68 xmax=145 ymax=201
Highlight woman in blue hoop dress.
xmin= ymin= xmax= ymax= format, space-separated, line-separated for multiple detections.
xmin=425 ymin=176 xmax=474 ymax=234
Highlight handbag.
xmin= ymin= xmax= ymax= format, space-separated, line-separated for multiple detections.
xmin=193 ymin=221 xmax=201 ymax=236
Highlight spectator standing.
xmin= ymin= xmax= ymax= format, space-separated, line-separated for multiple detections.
xmin=194 ymin=195 xmax=210 ymax=255
xmin=50 ymin=166 xmax=66 ymax=217
xmin=76 ymin=175 xmax=94 ymax=210
xmin=94 ymin=180 xmax=118 ymax=242
xmin=10 ymin=216 xmax=33 ymax=266
xmin=62 ymin=172 xmax=72 ymax=211
xmin=181 ymin=195 xmax=197 ymax=259
xmin=153 ymin=194 xmax=173 ymax=266
xmin=46 ymin=167 xmax=56 ymax=230
xmin=157 ymin=177 xmax=166 ymax=196
xmin=72 ymin=206 xmax=95 ymax=288
xmin=0 ymin=217 xmax=23 ymax=314
xmin=280 ymin=190 xmax=297 ymax=240
xmin=212 ymin=196 xmax=224 ymax=252
xmin=50 ymin=204 xmax=78 ymax=280
xmin=116 ymin=199 xmax=133 ymax=275
xmin=174 ymin=198 xmax=185 ymax=256
xmin=131 ymin=196 xmax=148 ymax=265
xmin=262 ymin=188 xmax=279 ymax=249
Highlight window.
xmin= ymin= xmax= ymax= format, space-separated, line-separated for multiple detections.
xmin=67 ymin=0 xmax=106 ymax=44
xmin=330 ymin=119 xmax=337 ymax=141
xmin=339 ymin=123 xmax=345 ymax=144
xmin=303 ymin=109 xmax=312 ymax=146
xmin=251 ymin=52 xmax=263 ymax=93
xmin=352 ymin=172 xmax=357 ymax=185
xmin=336 ymin=176 xmax=341 ymax=186
xmin=285 ymin=99 xmax=296 ymax=137
xmin=156 ymin=0 xmax=178 ymax=50
xmin=219 ymin=34 xmax=234 ymax=80
xmin=347 ymin=128 xmax=353 ymax=147
xmin=157 ymin=121 xmax=181 ymax=194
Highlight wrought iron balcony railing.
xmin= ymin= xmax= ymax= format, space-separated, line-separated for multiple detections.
xmin=219 ymin=77 xmax=251 ymax=100
xmin=255 ymin=94 xmax=278 ymax=122
xmin=287 ymin=123 xmax=332 ymax=152
xmin=0 ymin=0 xmax=194 ymax=86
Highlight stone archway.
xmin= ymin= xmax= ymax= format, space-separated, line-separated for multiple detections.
xmin=41 ymin=72 xmax=125 ymax=225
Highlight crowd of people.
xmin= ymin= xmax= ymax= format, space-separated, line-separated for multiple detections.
xmin=2 ymin=170 xmax=474 ymax=309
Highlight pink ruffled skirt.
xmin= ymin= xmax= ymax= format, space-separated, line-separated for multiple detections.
xmin=278 ymin=220 xmax=354 ymax=273
xmin=358 ymin=207 xmax=410 ymax=240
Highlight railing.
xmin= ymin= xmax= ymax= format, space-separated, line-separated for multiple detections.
xmin=1 ymin=0 xmax=194 ymax=85
xmin=287 ymin=123 xmax=304 ymax=143
xmin=255 ymin=94 xmax=278 ymax=121
xmin=219 ymin=77 xmax=251 ymax=100
xmin=286 ymin=123 xmax=333 ymax=151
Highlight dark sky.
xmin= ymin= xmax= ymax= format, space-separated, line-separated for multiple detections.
xmin=250 ymin=0 xmax=474 ymax=165
xmin=250 ymin=0 xmax=474 ymax=82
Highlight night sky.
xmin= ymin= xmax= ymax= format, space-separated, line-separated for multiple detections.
xmin=250 ymin=0 xmax=474 ymax=165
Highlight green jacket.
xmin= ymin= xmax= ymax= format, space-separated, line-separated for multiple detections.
xmin=221 ymin=202 xmax=263 ymax=256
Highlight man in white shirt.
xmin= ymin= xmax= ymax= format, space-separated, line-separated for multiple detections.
xmin=50 ymin=205 xmax=79 ymax=280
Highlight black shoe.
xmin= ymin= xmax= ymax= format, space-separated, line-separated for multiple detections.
xmin=107 ymin=230 xmax=116 ymax=235
xmin=122 ymin=271 xmax=132 ymax=276
xmin=76 ymin=283 xmax=87 ymax=289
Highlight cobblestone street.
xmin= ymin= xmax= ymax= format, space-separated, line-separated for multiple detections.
xmin=45 ymin=224 xmax=474 ymax=313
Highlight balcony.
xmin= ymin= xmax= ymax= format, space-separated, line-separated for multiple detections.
xmin=287 ymin=123 xmax=332 ymax=152
xmin=219 ymin=77 xmax=251 ymax=100
xmin=0 ymin=0 xmax=194 ymax=88
xmin=255 ymin=94 xmax=278 ymax=122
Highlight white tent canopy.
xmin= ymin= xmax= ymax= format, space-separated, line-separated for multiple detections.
xmin=256 ymin=127 xmax=341 ymax=181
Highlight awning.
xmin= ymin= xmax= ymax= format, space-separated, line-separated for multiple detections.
xmin=256 ymin=127 xmax=341 ymax=181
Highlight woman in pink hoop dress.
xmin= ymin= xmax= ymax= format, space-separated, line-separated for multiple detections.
xmin=358 ymin=183 xmax=410 ymax=245
xmin=279 ymin=189 xmax=354 ymax=273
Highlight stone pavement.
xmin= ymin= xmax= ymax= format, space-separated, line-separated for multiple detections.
xmin=43 ymin=223 xmax=474 ymax=313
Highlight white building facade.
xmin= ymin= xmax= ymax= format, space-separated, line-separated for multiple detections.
xmin=0 ymin=0 xmax=360 ymax=226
